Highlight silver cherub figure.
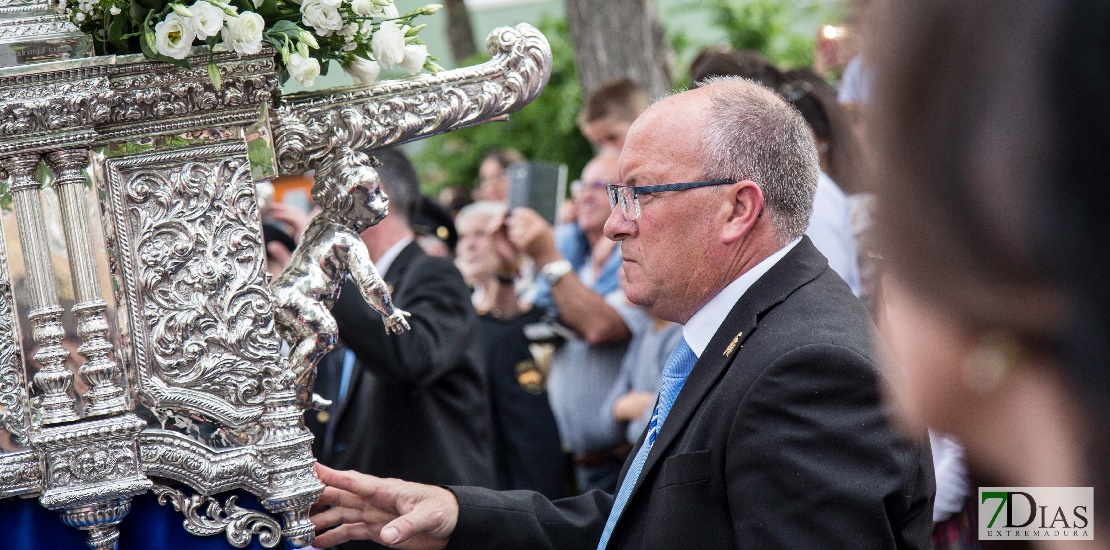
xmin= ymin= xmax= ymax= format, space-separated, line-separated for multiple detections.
xmin=272 ymin=148 xmax=410 ymax=410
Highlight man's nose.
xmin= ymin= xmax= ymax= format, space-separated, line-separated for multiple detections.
xmin=604 ymin=206 xmax=635 ymax=241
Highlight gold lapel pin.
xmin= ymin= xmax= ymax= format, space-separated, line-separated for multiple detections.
xmin=724 ymin=332 xmax=743 ymax=358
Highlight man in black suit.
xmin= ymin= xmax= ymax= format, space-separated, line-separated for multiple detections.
xmin=308 ymin=148 xmax=495 ymax=549
xmin=308 ymin=79 xmax=934 ymax=549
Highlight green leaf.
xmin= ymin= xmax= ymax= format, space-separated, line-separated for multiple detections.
xmin=207 ymin=60 xmax=221 ymax=90
xmin=267 ymin=19 xmax=302 ymax=37
xmin=129 ymin=0 xmax=148 ymax=23
xmin=229 ymin=0 xmax=253 ymax=16
xmin=253 ymin=0 xmax=281 ymax=20
xmin=105 ymin=12 xmax=126 ymax=49
xmin=134 ymin=0 xmax=163 ymax=11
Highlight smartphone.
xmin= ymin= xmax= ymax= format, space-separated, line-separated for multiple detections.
xmin=507 ymin=161 xmax=568 ymax=226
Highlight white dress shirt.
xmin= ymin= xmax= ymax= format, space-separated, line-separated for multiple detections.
xmin=807 ymin=172 xmax=861 ymax=297
xmin=683 ymin=238 xmax=801 ymax=358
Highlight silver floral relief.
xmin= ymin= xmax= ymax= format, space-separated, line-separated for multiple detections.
xmin=273 ymin=23 xmax=552 ymax=175
xmin=0 ymin=231 xmax=28 ymax=448
xmin=0 ymin=75 xmax=112 ymax=138
xmin=107 ymin=55 xmax=276 ymax=125
xmin=49 ymin=441 xmax=139 ymax=486
xmin=139 ymin=430 xmax=270 ymax=495
xmin=0 ymin=15 xmax=76 ymax=37
xmin=0 ymin=451 xmax=41 ymax=496
xmin=101 ymin=141 xmax=281 ymax=432
xmin=34 ymin=414 xmax=149 ymax=502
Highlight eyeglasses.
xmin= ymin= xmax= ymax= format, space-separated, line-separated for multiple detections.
xmin=606 ymin=179 xmax=734 ymax=221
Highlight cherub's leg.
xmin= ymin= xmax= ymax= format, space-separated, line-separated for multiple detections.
xmin=279 ymin=302 xmax=338 ymax=381
xmin=275 ymin=301 xmax=338 ymax=410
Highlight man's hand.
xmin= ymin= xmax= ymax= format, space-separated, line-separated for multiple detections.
xmin=268 ymin=201 xmax=313 ymax=241
xmin=505 ymin=207 xmax=561 ymax=266
xmin=613 ymin=391 xmax=657 ymax=422
xmin=310 ymin=463 xmax=459 ymax=549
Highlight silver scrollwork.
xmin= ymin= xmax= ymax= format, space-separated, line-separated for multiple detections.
xmin=100 ymin=142 xmax=280 ymax=430
xmin=272 ymin=23 xmax=552 ymax=176
xmin=152 ymin=483 xmax=283 ymax=548
xmin=0 ymin=235 xmax=28 ymax=445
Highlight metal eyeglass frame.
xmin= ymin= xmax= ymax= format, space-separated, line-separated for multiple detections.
xmin=606 ymin=179 xmax=735 ymax=220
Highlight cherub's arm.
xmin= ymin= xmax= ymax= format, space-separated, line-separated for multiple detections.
xmin=345 ymin=236 xmax=410 ymax=334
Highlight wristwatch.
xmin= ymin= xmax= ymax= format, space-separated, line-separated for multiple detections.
xmin=539 ymin=259 xmax=573 ymax=286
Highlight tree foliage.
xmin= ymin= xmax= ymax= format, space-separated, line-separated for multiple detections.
xmin=685 ymin=0 xmax=843 ymax=69
xmin=415 ymin=17 xmax=592 ymax=196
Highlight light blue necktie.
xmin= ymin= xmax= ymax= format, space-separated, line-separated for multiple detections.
xmin=338 ymin=349 xmax=356 ymax=404
xmin=596 ymin=337 xmax=697 ymax=549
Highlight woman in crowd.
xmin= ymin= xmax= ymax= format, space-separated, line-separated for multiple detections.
xmin=870 ymin=1 xmax=1109 ymax=546
xmin=476 ymin=149 xmax=525 ymax=203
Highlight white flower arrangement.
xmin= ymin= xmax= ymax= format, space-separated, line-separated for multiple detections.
xmin=65 ymin=0 xmax=443 ymax=88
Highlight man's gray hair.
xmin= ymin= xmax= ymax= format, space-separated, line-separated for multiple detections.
xmin=699 ymin=76 xmax=819 ymax=241
xmin=372 ymin=147 xmax=421 ymax=225
xmin=455 ymin=200 xmax=507 ymax=229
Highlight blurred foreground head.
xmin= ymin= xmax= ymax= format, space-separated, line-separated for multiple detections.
xmin=870 ymin=0 xmax=1110 ymax=509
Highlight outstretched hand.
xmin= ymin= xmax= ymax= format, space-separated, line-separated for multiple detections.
xmin=310 ymin=463 xmax=459 ymax=550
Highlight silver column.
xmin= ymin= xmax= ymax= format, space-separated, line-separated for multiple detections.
xmin=45 ymin=148 xmax=127 ymax=417
xmin=4 ymin=152 xmax=79 ymax=424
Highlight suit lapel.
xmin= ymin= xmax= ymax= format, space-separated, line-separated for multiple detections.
xmin=624 ymin=237 xmax=829 ymax=502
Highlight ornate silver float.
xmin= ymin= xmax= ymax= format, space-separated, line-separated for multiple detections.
xmin=0 ymin=6 xmax=551 ymax=548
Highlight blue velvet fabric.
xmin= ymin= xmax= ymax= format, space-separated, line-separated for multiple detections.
xmin=1 ymin=490 xmax=269 ymax=550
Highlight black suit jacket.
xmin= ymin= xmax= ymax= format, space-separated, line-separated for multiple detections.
xmin=446 ymin=237 xmax=934 ymax=549
xmin=319 ymin=241 xmax=495 ymax=490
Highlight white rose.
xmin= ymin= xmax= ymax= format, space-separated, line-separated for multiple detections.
xmin=187 ymin=1 xmax=224 ymax=40
xmin=337 ymin=22 xmax=358 ymax=39
xmin=350 ymin=0 xmax=378 ymax=17
xmin=287 ymin=52 xmax=321 ymax=86
xmin=398 ymin=43 xmax=427 ymax=75
xmin=344 ymin=56 xmax=380 ymax=85
xmin=221 ymin=12 xmax=264 ymax=55
xmin=301 ymin=0 xmax=343 ymax=35
xmin=370 ymin=20 xmax=405 ymax=68
xmin=154 ymin=13 xmax=196 ymax=60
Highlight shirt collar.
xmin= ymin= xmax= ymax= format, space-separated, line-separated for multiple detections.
xmin=374 ymin=236 xmax=413 ymax=277
xmin=683 ymin=238 xmax=801 ymax=357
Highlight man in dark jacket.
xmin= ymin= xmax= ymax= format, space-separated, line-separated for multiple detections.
xmin=308 ymin=148 xmax=494 ymax=549
xmin=308 ymin=80 xmax=933 ymax=550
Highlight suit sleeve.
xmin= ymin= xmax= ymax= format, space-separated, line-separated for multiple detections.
xmin=727 ymin=343 xmax=934 ymax=549
xmin=444 ymin=486 xmax=612 ymax=550
xmin=332 ymin=254 xmax=479 ymax=387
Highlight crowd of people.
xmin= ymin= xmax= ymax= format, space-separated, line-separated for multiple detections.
xmin=257 ymin=0 xmax=1110 ymax=548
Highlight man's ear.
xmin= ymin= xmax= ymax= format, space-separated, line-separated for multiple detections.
xmin=721 ymin=180 xmax=764 ymax=244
